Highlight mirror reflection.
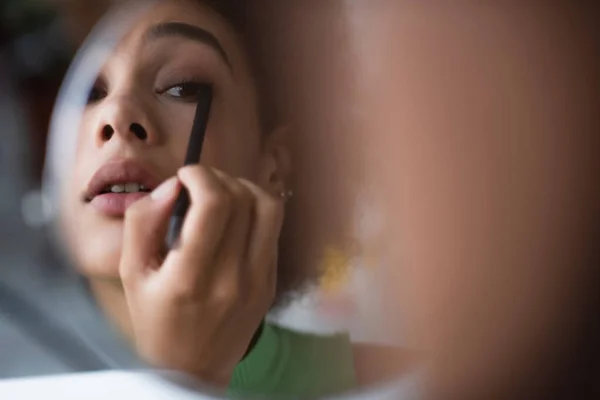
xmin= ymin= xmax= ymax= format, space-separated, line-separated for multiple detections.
xmin=47 ymin=0 xmax=404 ymax=398
xmin=4 ymin=1 xmax=598 ymax=399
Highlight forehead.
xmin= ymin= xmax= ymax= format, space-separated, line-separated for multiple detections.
xmin=113 ymin=0 xmax=245 ymax=69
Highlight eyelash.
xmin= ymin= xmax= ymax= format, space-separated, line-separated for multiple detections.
xmin=86 ymin=79 xmax=210 ymax=105
xmin=157 ymin=79 xmax=209 ymax=102
xmin=87 ymin=79 xmax=108 ymax=104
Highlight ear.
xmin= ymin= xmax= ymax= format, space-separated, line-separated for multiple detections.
xmin=258 ymin=125 xmax=292 ymax=198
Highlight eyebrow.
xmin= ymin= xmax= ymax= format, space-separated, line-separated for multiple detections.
xmin=146 ymin=22 xmax=232 ymax=70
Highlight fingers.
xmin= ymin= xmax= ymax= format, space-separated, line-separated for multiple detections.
xmin=138 ymin=165 xmax=283 ymax=303
xmin=120 ymin=177 xmax=180 ymax=283
xmin=211 ymin=170 xmax=254 ymax=268
xmin=164 ymin=166 xmax=230 ymax=280
xmin=120 ymin=166 xmax=284 ymax=382
xmin=239 ymin=178 xmax=284 ymax=296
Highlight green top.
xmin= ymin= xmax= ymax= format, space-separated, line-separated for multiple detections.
xmin=229 ymin=323 xmax=357 ymax=399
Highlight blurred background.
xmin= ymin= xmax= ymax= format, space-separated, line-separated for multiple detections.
xmin=0 ymin=0 xmax=141 ymax=378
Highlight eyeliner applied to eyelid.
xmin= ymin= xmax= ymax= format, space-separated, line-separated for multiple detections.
xmin=146 ymin=22 xmax=232 ymax=70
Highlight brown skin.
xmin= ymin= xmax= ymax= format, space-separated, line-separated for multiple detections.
xmin=344 ymin=3 xmax=600 ymax=399
xmin=352 ymin=344 xmax=415 ymax=387
xmin=61 ymin=0 xmax=290 ymax=387
xmin=248 ymin=0 xmax=412 ymax=388
xmin=59 ymin=0 xmax=407 ymax=391
xmin=62 ymin=0 xmax=284 ymax=280
xmin=262 ymin=1 xmax=599 ymax=396
xmin=120 ymin=170 xmax=284 ymax=386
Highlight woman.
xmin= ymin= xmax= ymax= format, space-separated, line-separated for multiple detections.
xmin=58 ymin=0 xmax=404 ymax=397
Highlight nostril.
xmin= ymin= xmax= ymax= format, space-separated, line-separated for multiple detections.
xmin=102 ymin=125 xmax=114 ymax=141
xmin=130 ymin=123 xmax=148 ymax=141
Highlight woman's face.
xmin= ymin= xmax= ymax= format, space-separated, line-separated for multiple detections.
xmin=61 ymin=1 xmax=281 ymax=278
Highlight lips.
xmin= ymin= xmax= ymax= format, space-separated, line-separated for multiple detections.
xmin=84 ymin=159 xmax=162 ymax=217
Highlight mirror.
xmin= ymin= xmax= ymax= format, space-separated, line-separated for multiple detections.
xmin=42 ymin=1 xmax=407 ymax=398
xmin=0 ymin=0 xmax=142 ymax=380
xmin=3 ymin=0 xmax=595 ymax=399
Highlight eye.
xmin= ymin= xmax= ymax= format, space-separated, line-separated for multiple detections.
xmin=87 ymin=80 xmax=107 ymax=104
xmin=162 ymin=82 xmax=205 ymax=101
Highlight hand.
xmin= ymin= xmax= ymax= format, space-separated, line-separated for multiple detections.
xmin=119 ymin=165 xmax=283 ymax=387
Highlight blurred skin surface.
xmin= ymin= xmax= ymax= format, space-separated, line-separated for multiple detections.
xmin=267 ymin=1 xmax=599 ymax=398
xmin=343 ymin=3 xmax=600 ymax=399
xmin=253 ymin=0 xmax=413 ymax=384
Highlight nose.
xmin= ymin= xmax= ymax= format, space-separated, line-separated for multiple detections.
xmin=94 ymin=95 xmax=158 ymax=146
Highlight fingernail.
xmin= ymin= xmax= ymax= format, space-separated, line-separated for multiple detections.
xmin=151 ymin=177 xmax=178 ymax=200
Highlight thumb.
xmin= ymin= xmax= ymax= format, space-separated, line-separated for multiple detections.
xmin=120 ymin=177 xmax=180 ymax=283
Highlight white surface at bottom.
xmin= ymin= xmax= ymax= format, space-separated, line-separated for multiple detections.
xmin=0 ymin=371 xmax=219 ymax=400
xmin=0 ymin=370 xmax=421 ymax=400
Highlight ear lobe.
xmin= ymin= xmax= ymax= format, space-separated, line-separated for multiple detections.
xmin=260 ymin=126 xmax=292 ymax=196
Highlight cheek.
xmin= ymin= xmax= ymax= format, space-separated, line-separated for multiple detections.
xmin=59 ymin=133 xmax=124 ymax=277
xmin=155 ymin=107 xmax=192 ymax=166
xmin=70 ymin=217 xmax=124 ymax=278
xmin=209 ymin=85 xmax=263 ymax=178
xmin=158 ymin=100 xmax=262 ymax=179
xmin=59 ymin=178 xmax=124 ymax=278
xmin=76 ymin=113 xmax=97 ymax=153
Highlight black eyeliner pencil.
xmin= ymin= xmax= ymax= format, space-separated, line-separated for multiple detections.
xmin=165 ymin=84 xmax=213 ymax=249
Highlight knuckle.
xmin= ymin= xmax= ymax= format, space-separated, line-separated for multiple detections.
xmin=179 ymin=164 xmax=204 ymax=180
xmin=228 ymin=182 xmax=244 ymax=199
xmin=169 ymin=278 xmax=200 ymax=302
xmin=200 ymin=189 xmax=231 ymax=213
xmin=211 ymin=277 xmax=241 ymax=307
xmin=232 ymin=183 xmax=253 ymax=210
xmin=119 ymin=266 xmax=136 ymax=287
xmin=263 ymin=196 xmax=284 ymax=224
xmin=181 ymin=166 xmax=219 ymax=198
xmin=264 ymin=193 xmax=282 ymax=212
xmin=183 ymin=169 xmax=208 ymax=195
